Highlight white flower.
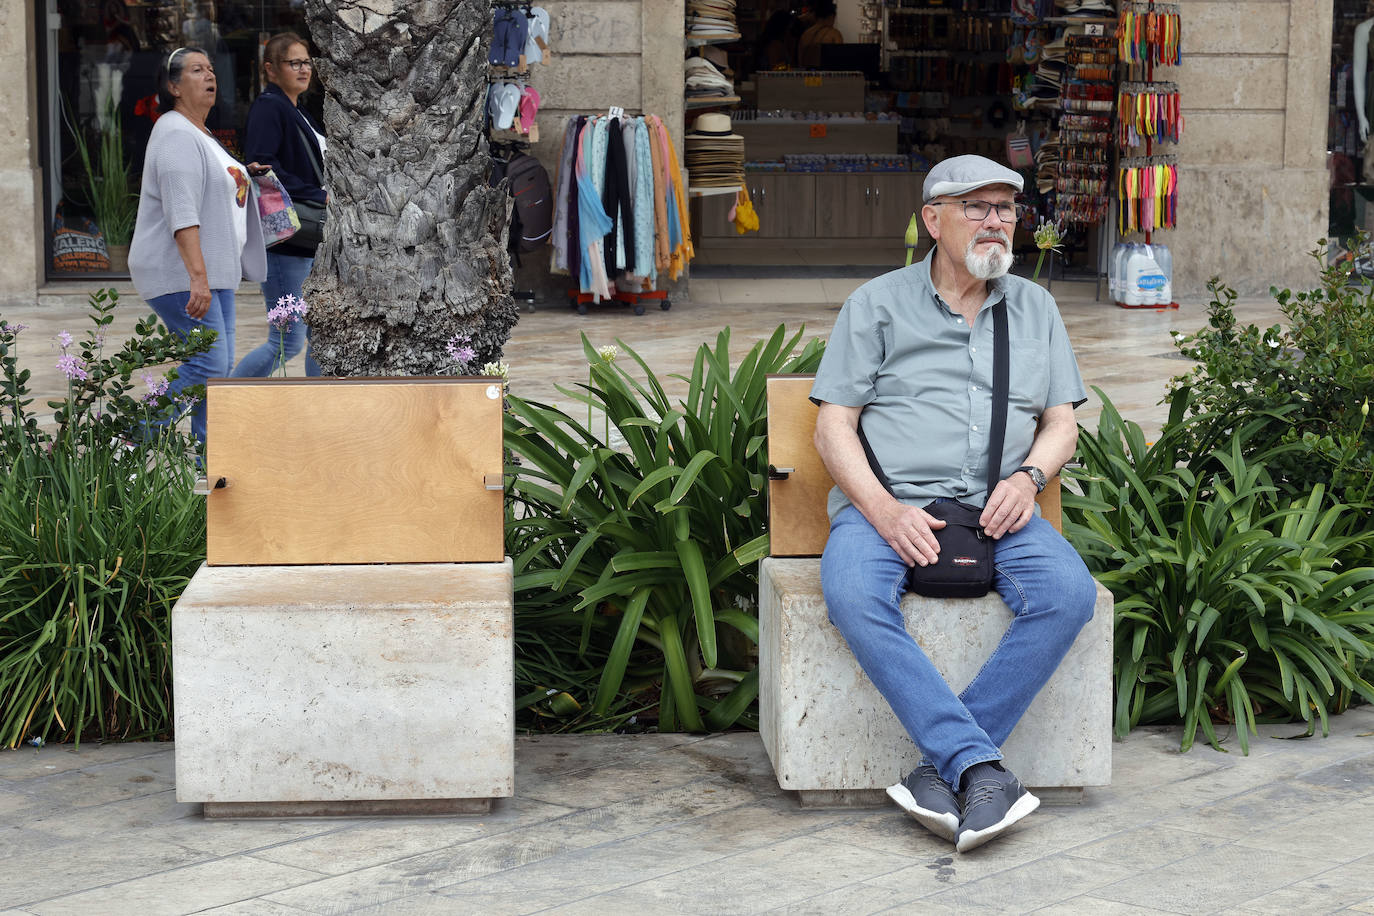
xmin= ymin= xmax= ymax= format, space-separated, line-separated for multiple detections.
xmin=597 ymin=344 xmax=620 ymax=363
xmin=480 ymin=360 xmax=509 ymax=380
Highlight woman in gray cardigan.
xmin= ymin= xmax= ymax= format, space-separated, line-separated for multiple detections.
xmin=128 ymin=46 xmax=266 ymax=447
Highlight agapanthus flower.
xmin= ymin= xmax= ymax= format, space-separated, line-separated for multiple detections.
xmin=1033 ymin=218 xmax=1064 ymax=253
xmin=445 ymin=333 xmax=477 ymax=369
xmin=56 ymin=353 xmax=89 ymax=381
xmin=56 ymin=330 xmax=73 ymax=349
xmin=480 ymin=359 xmax=509 ymax=380
xmin=597 ymin=344 xmax=620 ymax=363
xmin=267 ymin=294 xmax=308 ymax=330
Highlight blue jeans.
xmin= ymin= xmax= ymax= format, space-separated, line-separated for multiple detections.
xmin=230 ymin=251 xmax=320 ymax=378
xmin=821 ymin=504 xmax=1096 ymax=790
xmin=147 ymin=288 xmax=236 ymax=447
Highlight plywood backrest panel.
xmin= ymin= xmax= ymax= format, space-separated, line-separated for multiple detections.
xmin=766 ymin=376 xmax=836 ymax=557
xmin=766 ymin=374 xmax=1061 ymax=558
xmin=206 ymin=378 xmax=504 ymax=565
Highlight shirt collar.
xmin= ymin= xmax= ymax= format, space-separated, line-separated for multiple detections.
xmin=919 ymin=245 xmax=1007 ymax=316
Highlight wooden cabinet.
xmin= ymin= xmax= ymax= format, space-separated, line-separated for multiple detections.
xmin=695 ymin=172 xmax=925 ymax=245
xmin=697 ymin=175 xmax=817 ymax=240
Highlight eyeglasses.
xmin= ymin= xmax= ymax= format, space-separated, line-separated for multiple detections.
xmin=279 ymin=58 xmax=313 ymax=71
xmin=928 ymin=200 xmax=1027 ymax=223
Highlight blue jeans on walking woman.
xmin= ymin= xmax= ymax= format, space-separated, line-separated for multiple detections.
xmin=146 ymin=288 xmax=236 ymax=447
xmin=821 ymin=503 xmax=1096 ymax=791
xmin=231 ymin=251 xmax=320 ymax=378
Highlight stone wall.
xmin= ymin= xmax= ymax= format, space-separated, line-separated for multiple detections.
xmin=1163 ymin=0 xmax=1332 ymax=299
xmin=511 ymin=0 xmax=685 ymax=300
xmin=0 ymin=0 xmax=44 ymax=306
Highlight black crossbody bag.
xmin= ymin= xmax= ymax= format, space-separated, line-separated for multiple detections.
xmin=858 ymin=300 xmax=1008 ymax=599
xmin=292 ymin=124 xmax=327 ymax=250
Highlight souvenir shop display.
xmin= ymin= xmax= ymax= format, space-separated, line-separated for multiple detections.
xmin=685 ymin=112 xmax=745 ymax=189
xmin=1114 ymin=0 xmax=1183 ymax=307
xmin=550 ymin=112 xmax=693 ymax=313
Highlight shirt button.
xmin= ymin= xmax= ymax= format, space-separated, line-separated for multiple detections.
xmin=956 ymin=317 xmax=964 ymax=323
xmin=970 ymin=347 xmax=977 ymax=353
xmin=971 ymin=385 xmax=978 ymax=391
xmin=971 ymin=424 xmax=978 ymax=431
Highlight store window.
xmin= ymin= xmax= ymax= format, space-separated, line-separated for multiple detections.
xmin=41 ymin=0 xmax=316 ymax=277
xmin=1330 ymin=0 xmax=1374 ymax=260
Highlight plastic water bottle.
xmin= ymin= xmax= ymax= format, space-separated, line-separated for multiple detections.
xmin=1125 ymin=246 xmax=1168 ymax=306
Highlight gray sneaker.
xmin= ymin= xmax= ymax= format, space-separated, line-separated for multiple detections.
xmin=886 ymin=764 xmax=960 ymax=842
xmin=954 ymin=761 xmax=1040 ymax=853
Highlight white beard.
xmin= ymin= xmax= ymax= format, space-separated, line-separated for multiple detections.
xmin=964 ymin=233 xmax=1013 ymax=279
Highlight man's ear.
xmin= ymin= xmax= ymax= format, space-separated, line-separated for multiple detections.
xmin=921 ymin=204 xmax=941 ymax=242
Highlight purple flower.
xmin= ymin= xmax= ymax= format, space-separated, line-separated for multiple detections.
xmin=1 ymin=322 xmax=27 ymax=335
xmin=141 ymin=372 xmax=170 ymax=403
xmin=56 ymin=331 xmax=73 ymax=349
xmin=56 ymin=353 xmax=89 ymax=381
xmin=266 ymin=294 xmax=308 ymax=330
xmin=446 ymin=334 xmax=476 ymax=369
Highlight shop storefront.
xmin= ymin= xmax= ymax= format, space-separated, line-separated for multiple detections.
xmin=35 ymin=0 xmax=313 ymax=278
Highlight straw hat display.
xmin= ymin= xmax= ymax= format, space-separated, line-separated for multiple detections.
xmin=684 ymin=112 xmax=745 ymax=189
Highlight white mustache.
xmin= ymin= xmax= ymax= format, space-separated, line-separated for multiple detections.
xmin=975 ymin=231 xmax=1009 ymax=244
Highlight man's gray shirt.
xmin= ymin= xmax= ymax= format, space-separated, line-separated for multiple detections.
xmin=810 ymin=247 xmax=1087 ymax=521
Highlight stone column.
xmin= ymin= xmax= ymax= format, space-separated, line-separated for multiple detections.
xmin=0 ymin=0 xmax=45 ymax=306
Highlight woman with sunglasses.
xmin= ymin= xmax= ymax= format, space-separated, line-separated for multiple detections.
xmin=128 ymin=46 xmax=267 ymax=448
xmin=232 ymin=32 xmax=327 ymax=378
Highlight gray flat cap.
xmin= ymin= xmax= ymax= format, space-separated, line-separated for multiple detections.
xmin=922 ymin=155 xmax=1024 ymax=202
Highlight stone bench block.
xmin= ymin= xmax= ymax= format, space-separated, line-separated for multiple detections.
xmin=173 ymin=561 xmax=514 ymax=815
xmin=759 ymin=557 xmax=1113 ymax=805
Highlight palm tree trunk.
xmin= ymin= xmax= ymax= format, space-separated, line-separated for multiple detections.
xmin=301 ymin=0 xmax=517 ymax=376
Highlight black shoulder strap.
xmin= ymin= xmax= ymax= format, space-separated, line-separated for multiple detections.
xmin=986 ymin=299 xmax=1009 ymax=501
xmin=858 ymin=298 xmax=1010 ymax=507
xmin=295 ymin=124 xmax=325 ymax=186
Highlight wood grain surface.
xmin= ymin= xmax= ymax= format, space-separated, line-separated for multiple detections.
xmin=206 ymin=378 xmax=504 ymax=565
xmin=766 ymin=375 xmax=1062 ymax=558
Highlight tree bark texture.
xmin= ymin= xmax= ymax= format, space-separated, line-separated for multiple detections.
xmin=301 ymin=0 xmax=517 ymax=376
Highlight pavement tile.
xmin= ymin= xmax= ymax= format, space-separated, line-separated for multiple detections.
xmin=1034 ymin=897 xmax=1185 ymax=915
xmin=259 ymin=775 xmax=760 ymax=912
xmin=762 ymin=882 xmax=933 ymax=915
xmin=1058 ymin=823 xmax=1231 ymax=870
xmin=434 ymin=825 xmax=729 ymax=910
xmin=0 ymin=743 xmax=172 ymax=781
xmin=1352 ymin=897 xmax=1374 ymax=914
xmin=1091 ymin=843 xmax=1332 ymax=912
xmin=914 ymin=852 xmax=1137 ymax=911
xmin=0 ymin=834 xmax=216 ymax=908
xmin=194 ymin=901 xmax=315 ymax=915
xmin=26 ymin=856 xmax=325 ymax=916
xmin=1232 ymin=799 xmax=1374 ymax=862
xmin=535 ymin=833 xmax=915 ymax=915
xmin=16 ymin=789 xmax=201 ymax=842
xmin=249 ymin=797 xmax=579 ymax=875
xmin=1160 ymin=776 xmax=1373 ymax=841
xmin=1217 ymin=855 xmax=1374 ymax=915
xmin=5 ymin=755 xmax=176 ymax=809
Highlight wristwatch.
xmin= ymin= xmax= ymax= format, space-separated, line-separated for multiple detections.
xmin=1015 ymin=465 xmax=1047 ymax=493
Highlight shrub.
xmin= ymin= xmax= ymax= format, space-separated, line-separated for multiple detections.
xmin=0 ymin=289 xmax=211 ymax=746
xmin=1063 ymin=389 xmax=1374 ymax=753
xmin=504 ymin=326 xmax=824 ymax=732
xmin=1171 ymin=252 xmax=1374 ymax=507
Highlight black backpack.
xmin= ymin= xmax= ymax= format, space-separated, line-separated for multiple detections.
xmin=499 ymin=153 xmax=553 ymax=254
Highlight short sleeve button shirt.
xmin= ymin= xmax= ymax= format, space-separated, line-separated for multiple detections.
xmin=810 ymin=247 xmax=1088 ymax=521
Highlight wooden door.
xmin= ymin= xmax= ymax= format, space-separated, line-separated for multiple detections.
xmin=813 ymin=174 xmax=871 ymax=238
xmin=754 ymin=174 xmax=816 ymax=239
xmin=870 ymin=173 xmax=926 ymax=242
xmin=205 ymin=378 xmax=505 ymax=565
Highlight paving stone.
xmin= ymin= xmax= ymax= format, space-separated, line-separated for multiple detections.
xmin=1059 ymin=823 xmax=1231 ymax=871
xmin=1035 ymin=898 xmax=1185 ymax=915
xmin=535 ymin=834 xmax=915 ymax=915
xmin=1220 ymin=855 xmax=1374 ymax=915
xmin=249 ymin=797 xmax=579 ymax=875
xmin=0 ymin=835 xmax=215 ymax=908
xmin=763 ymin=881 xmax=931 ymax=915
xmin=26 ymin=856 xmax=325 ymax=916
xmin=916 ymin=853 xmax=1138 ymax=911
xmin=194 ymin=901 xmax=315 ymax=915
xmin=1092 ymin=844 xmax=1333 ymax=913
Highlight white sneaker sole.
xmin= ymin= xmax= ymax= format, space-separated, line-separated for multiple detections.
xmin=955 ymin=790 xmax=1040 ymax=853
xmin=886 ymin=782 xmax=959 ymax=843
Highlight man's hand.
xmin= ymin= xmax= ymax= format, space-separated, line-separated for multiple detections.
xmin=980 ymin=472 xmax=1037 ymax=539
xmin=873 ymin=498 xmax=947 ymax=567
